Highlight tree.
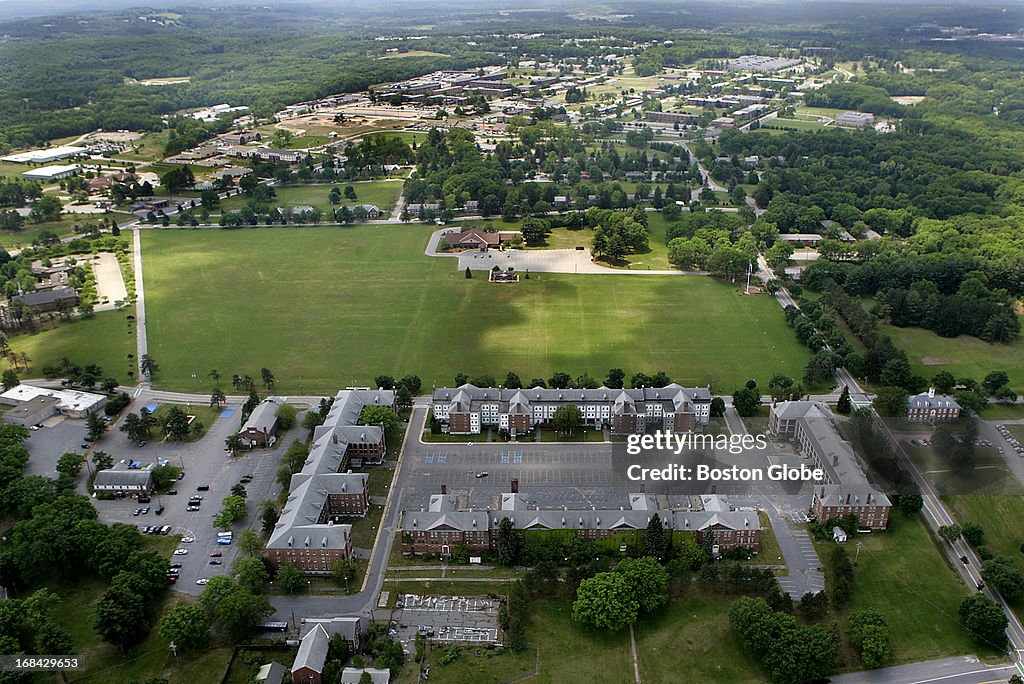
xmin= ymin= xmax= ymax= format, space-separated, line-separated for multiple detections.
xmin=358 ymin=404 xmax=401 ymax=435
xmin=92 ymin=451 xmax=114 ymax=471
xmin=210 ymin=387 xmax=226 ymax=410
xmin=496 ymin=517 xmax=522 ymax=566
xmin=331 ymin=557 xmax=357 ymax=589
xmin=959 ymin=594 xmax=1007 ymax=648
xmin=616 ymin=556 xmax=669 ymax=613
xmin=276 ymin=562 xmax=306 ymax=594
xmin=553 ymin=404 xmax=581 ymax=435
xmin=260 ymin=367 xmax=275 ymax=390
xmin=162 ymin=406 xmax=191 ymax=441
xmin=605 ymin=368 xmax=625 ymax=389
xmin=710 ymin=397 xmax=726 ymax=417
xmin=932 ymin=371 xmax=957 ymax=394
xmin=225 ymin=434 xmax=243 ymax=456
xmin=1 ymin=370 xmax=18 ymax=391
xmin=465 ymin=266 xmax=472 ymax=279
xmin=232 ymin=557 xmax=269 ymax=592
xmin=93 ymin=576 xmax=149 ymax=649
xmin=732 ymin=387 xmax=760 ymax=417
xmin=159 ymin=604 xmax=210 ymax=651
xmin=237 ymin=529 xmax=262 ymax=558
xmin=982 ymin=556 xmax=1024 ymax=602
xmin=572 ymin=572 xmax=639 ymax=632
xmin=848 ymin=609 xmax=890 ymax=668
xmin=837 ymin=386 xmax=852 ymax=414
xmin=872 ymin=387 xmax=908 ymax=417
xmin=938 ymin=524 xmax=962 ymax=544
xmin=762 ymin=624 xmax=838 ymax=684
xmin=55 ymin=452 xmax=84 ymax=479
xmin=86 ymin=412 xmax=107 ymax=441
xmin=644 ymin=513 xmax=668 ymax=561
xmin=199 ymin=577 xmax=273 ymax=643
xmin=213 ymin=495 xmax=247 ymax=530
xmin=962 ymin=522 xmax=985 ymax=547
xmin=139 ymin=354 xmax=158 ymax=380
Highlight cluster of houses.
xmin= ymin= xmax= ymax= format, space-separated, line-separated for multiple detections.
xmin=263 ymin=388 xmax=395 ymax=574
xmin=430 ymin=383 xmax=712 ymax=438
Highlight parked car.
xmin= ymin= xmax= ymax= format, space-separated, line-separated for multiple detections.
xmin=178 ymin=471 xmax=185 ymax=480
xmin=208 ymin=559 xmax=222 ymax=565
xmin=137 ymin=441 xmax=146 ymax=447
xmin=141 ymin=507 xmax=150 ymax=514
xmin=209 ymin=552 xmax=222 ymax=557
xmin=173 ymin=549 xmax=188 ymax=556
xmin=475 ymin=471 xmax=489 ymax=478
xmin=181 ymin=536 xmax=195 ymax=543
xmin=186 ymin=505 xmax=200 ymax=511
xmin=133 ymin=508 xmax=141 ymax=516
xmin=196 ymin=485 xmax=210 ymax=491
xmin=216 ymin=538 xmax=232 ymax=545
xmin=167 ymin=489 xmax=177 ymax=495
xmin=196 ymin=578 xmax=209 ymax=585
xmin=155 ymin=505 xmax=164 ymax=515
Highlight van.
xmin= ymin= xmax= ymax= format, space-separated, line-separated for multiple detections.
xmin=137 ymin=495 xmax=151 ymax=504
xmin=217 ymin=531 xmax=233 ymax=538
xmin=197 ymin=485 xmax=210 ymax=491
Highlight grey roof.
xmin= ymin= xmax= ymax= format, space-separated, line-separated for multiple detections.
xmin=341 ymin=668 xmax=390 ymax=684
xmin=432 ymin=383 xmax=710 ymax=415
xmin=300 ymin=617 xmax=361 ymax=641
xmin=292 ymin=623 xmax=330 ymax=675
xmin=267 ymin=389 xmax=393 ymax=553
xmin=241 ymin=398 xmax=281 ymax=433
xmin=907 ymin=391 xmax=961 ymax=411
xmin=256 ymin=662 xmax=288 ymax=684
xmin=13 ymin=287 xmax=77 ymax=307
xmin=94 ymin=465 xmax=154 ymax=487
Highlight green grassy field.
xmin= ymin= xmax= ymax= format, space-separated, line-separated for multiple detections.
xmin=139 ymin=226 xmax=811 ymax=393
xmin=635 ymin=595 xmax=765 ymax=683
xmin=218 ymin=181 xmax=402 ymax=215
xmin=813 ymin=514 xmax=988 ymax=668
xmin=946 ymin=495 xmax=1024 ymax=560
xmin=903 ymin=444 xmax=1022 ymax=496
xmin=0 ymin=214 xmax=102 ymax=248
xmin=883 ymin=322 xmax=1024 ymax=388
xmin=8 ymin=309 xmax=136 ymax=382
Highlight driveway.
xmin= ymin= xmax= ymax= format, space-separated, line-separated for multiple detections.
xmin=91 ymin=251 xmax=128 ymax=312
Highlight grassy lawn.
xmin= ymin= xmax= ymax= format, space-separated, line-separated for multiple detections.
xmin=754 ymin=511 xmax=784 ymax=566
xmin=536 ymin=428 xmax=606 ymax=443
xmin=219 ymin=181 xmax=402 ymax=214
xmin=149 ymin=403 xmax=222 ymax=441
xmin=946 ymin=495 xmax=1024 ymax=560
xmin=140 ymin=226 xmax=810 ymax=393
xmin=54 ymin=579 xmax=232 ymax=684
xmin=0 ymin=214 xmax=101 ymax=249
xmin=982 ymin=404 xmax=1024 ymax=420
xmin=883 ymin=322 xmax=1024 ymax=389
xmin=903 ymin=444 xmax=1022 ymax=496
xmin=379 ymin=50 xmax=451 ymax=59
xmin=813 ymin=513 xmax=988 ymax=668
xmin=635 ymin=594 xmax=765 ymax=683
xmin=7 ymin=309 xmax=136 ymax=382
xmin=112 ymin=130 xmax=172 ymax=163
xmin=1006 ymin=425 xmax=1024 ymax=442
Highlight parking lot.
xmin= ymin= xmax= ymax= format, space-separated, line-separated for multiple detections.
xmin=84 ymin=392 xmax=309 ymax=594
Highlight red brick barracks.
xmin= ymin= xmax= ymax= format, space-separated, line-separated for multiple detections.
xmin=431 ymin=384 xmax=712 ymax=438
xmin=401 ymin=488 xmax=761 ymax=556
xmin=264 ymin=388 xmax=395 ymax=574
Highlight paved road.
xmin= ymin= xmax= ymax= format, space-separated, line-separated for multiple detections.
xmin=129 ymin=224 xmax=147 ymax=379
xmin=829 ymin=656 xmax=1017 ymax=684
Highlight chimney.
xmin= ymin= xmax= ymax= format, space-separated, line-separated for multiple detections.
xmin=867 ymin=493 xmax=872 ymax=504
xmin=510 ymin=479 xmax=519 ymax=494
xmin=639 ymin=482 xmax=646 ymax=493
xmin=833 ymin=454 xmax=839 ymax=467
xmin=332 ymin=433 xmax=337 ymax=444
xmin=845 ymin=493 xmax=850 ymax=505
xmin=441 ymin=484 xmax=447 ymax=495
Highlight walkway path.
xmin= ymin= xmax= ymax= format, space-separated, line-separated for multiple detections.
xmin=130 ymin=226 xmax=147 ymax=379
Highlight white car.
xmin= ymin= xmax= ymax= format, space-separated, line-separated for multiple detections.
xmin=173 ymin=549 xmax=189 ymax=555
xmin=181 ymin=536 xmax=195 ymax=543
xmin=195 ymin=578 xmax=209 ymax=585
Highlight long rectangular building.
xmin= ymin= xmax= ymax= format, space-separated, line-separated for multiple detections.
xmin=264 ymin=388 xmax=395 ymax=574
xmin=401 ymin=489 xmax=760 ymax=555
xmin=769 ymin=401 xmax=891 ymax=529
xmin=431 ymin=383 xmax=711 ymax=437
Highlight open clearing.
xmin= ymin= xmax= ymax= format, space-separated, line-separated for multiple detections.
xmin=139 ymin=225 xmax=811 ymax=393
xmin=218 ymin=181 xmax=403 ymax=214
xmin=882 ymin=322 xmax=1024 ymax=388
